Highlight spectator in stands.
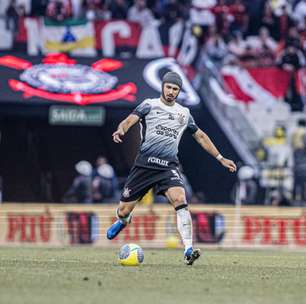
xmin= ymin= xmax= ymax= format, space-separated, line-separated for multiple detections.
xmin=260 ymin=2 xmax=276 ymax=37
xmin=278 ymin=43 xmax=305 ymax=110
xmin=109 ymin=0 xmax=128 ymax=20
xmin=204 ymin=27 xmax=228 ymax=66
xmin=92 ymin=155 xmax=115 ymax=178
xmin=298 ymin=17 xmax=306 ymax=55
xmin=46 ymin=0 xmax=72 ymax=21
xmin=244 ymin=0 xmax=266 ymax=35
xmin=63 ymin=160 xmax=93 ymax=204
xmin=5 ymin=0 xmax=21 ymax=32
xmin=293 ymin=133 xmax=306 ymax=203
xmin=263 ymin=126 xmax=292 ymax=167
xmin=261 ymin=126 xmax=293 ymax=206
xmin=285 ymin=26 xmax=302 ymax=49
xmin=210 ymin=0 xmax=246 ymax=37
xmin=228 ymin=31 xmax=247 ymax=57
xmin=157 ymin=0 xmax=188 ymax=25
xmin=234 ymin=165 xmax=258 ymax=204
xmin=127 ymin=0 xmax=155 ymax=26
xmin=92 ymin=165 xmax=118 ymax=203
xmin=246 ymin=27 xmax=277 ymax=64
xmin=189 ymin=0 xmax=216 ymax=33
xmin=273 ymin=4 xmax=295 ymax=41
xmin=92 ymin=156 xmax=118 ymax=203
xmin=293 ymin=0 xmax=306 ymax=29
xmin=292 ymin=118 xmax=306 ymax=150
xmin=85 ymin=0 xmax=111 ymax=20
xmin=31 ymin=0 xmax=48 ymax=16
xmin=228 ymin=0 xmax=248 ymax=35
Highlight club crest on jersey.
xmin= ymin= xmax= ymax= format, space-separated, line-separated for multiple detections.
xmin=122 ymin=187 xmax=131 ymax=198
xmin=177 ymin=113 xmax=186 ymax=125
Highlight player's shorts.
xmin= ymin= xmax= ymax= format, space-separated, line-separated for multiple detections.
xmin=120 ymin=166 xmax=184 ymax=202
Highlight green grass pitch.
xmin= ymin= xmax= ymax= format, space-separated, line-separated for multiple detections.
xmin=0 ymin=247 xmax=305 ymax=304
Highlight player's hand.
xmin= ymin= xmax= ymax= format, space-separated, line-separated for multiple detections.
xmin=220 ymin=158 xmax=237 ymax=173
xmin=112 ymin=129 xmax=125 ymax=143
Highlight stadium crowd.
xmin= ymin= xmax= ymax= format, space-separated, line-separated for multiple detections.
xmin=3 ymin=0 xmax=306 ymax=54
xmin=3 ymin=0 xmax=306 ymax=111
xmin=3 ymin=0 xmax=306 ymax=101
xmin=62 ymin=156 xmax=120 ymax=204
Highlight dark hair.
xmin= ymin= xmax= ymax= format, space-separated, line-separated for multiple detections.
xmin=162 ymin=72 xmax=183 ymax=89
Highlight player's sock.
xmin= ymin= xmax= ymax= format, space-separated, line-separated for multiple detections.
xmin=175 ymin=204 xmax=193 ymax=252
xmin=116 ymin=208 xmax=132 ymax=225
xmin=106 ymin=209 xmax=132 ymax=240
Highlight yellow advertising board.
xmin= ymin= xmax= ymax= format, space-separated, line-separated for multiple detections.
xmin=0 ymin=204 xmax=305 ymax=249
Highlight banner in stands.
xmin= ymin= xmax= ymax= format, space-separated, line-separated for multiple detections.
xmin=0 ymin=204 xmax=305 ymax=249
xmin=0 ymin=54 xmax=200 ymax=107
xmin=17 ymin=18 xmax=200 ymax=67
xmin=222 ymin=66 xmax=291 ymax=104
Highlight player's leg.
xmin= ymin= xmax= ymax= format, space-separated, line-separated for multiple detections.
xmin=106 ymin=200 xmax=137 ymax=240
xmin=165 ymin=186 xmax=200 ymax=265
xmin=106 ymin=166 xmax=155 ymax=240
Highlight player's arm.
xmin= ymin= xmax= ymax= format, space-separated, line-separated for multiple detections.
xmin=112 ymin=114 xmax=140 ymax=143
xmin=192 ymin=129 xmax=237 ymax=173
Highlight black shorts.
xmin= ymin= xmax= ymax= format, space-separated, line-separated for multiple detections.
xmin=120 ymin=166 xmax=184 ymax=202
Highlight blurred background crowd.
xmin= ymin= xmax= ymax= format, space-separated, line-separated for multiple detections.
xmin=0 ymin=0 xmax=306 ymax=206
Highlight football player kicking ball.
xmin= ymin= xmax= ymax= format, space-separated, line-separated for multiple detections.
xmin=107 ymin=72 xmax=237 ymax=265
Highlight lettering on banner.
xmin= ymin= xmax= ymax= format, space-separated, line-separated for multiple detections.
xmin=242 ymin=215 xmax=306 ymax=246
xmin=102 ymin=21 xmax=132 ymax=57
xmin=24 ymin=18 xmax=199 ymax=66
xmin=6 ymin=208 xmax=53 ymax=243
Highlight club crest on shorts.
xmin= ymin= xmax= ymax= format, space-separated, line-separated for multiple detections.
xmin=122 ymin=187 xmax=131 ymax=198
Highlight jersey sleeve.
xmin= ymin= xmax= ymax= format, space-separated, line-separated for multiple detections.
xmin=186 ymin=113 xmax=198 ymax=134
xmin=132 ymin=101 xmax=152 ymax=119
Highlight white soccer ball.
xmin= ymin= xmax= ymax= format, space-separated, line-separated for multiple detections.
xmin=118 ymin=243 xmax=144 ymax=266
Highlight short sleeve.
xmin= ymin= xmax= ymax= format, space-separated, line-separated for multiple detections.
xmin=186 ymin=114 xmax=198 ymax=134
xmin=132 ymin=101 xmax=151 ymax=119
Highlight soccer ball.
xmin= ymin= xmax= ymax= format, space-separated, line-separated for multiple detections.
xmin=118 ymin=243 xmax=144 ymax=266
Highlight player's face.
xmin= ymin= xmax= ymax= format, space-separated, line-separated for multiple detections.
xmin=163 ymin=83 xmax=180 ymax=103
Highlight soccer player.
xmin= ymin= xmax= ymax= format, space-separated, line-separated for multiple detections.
xmin=107 ymin=72 xmax=237 ymax=265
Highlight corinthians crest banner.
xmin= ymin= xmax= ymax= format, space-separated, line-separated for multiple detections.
xmin=0 ymin=54 xmax=200 ymax=107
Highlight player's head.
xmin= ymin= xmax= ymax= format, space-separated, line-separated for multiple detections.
xmin=161 ymin=72 xmax=182 ymax=104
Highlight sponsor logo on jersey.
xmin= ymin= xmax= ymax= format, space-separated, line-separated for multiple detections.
xmin=148 ymin=157 xmax=169 ymax=167
xmin=155 ymin=124 xmax=178 ymax=139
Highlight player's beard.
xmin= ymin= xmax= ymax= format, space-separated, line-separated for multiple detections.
xmin=166 ymin=95 xmax=175 ymax=102
xmin=162 ymin=90 xmax=179 ymax=104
